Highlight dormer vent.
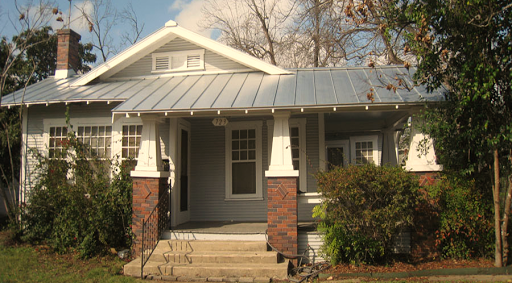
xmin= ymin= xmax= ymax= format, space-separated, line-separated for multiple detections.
xmin=152 ymin=49 xmax=205 ymax=73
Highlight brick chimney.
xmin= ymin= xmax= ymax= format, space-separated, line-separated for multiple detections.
xmin=56 ymin=29 xmax=81 ymax=79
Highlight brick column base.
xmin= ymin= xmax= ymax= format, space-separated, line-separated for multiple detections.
xmin=267 ymin=177 xmax=298 ymax=264
xmin=411 ymin=171 xmax=440 ymax=261
xmin=131 ymin=177 xmax=168 ymax=257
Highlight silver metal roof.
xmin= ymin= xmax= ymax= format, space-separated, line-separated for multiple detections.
xmin=1 ymin=66 xmax=444 ymax=112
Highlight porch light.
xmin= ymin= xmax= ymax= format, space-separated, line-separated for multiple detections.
xmin=333 ymin=107 xmax=337 ymax=111
xmin=190 ymin=111 xmax=194 ymax=115
xmin=245 ymin=110 xmax=248 ymax=114
xmin=212 ymin=117 xmax=229 ymax=126
xmin=396 ymin=105 xmax=399 ymax=109
xmin=272 ymin=109 xmax=275 ymax=113
xmin=301 ymin=108 xmax=304 ymax=112
xmin=7 ymin=105 xmax=10 ymax=109
xmin=46 ymin=102 xmax=49 ymax=106
xmin=107 ymin=101 xmax=111 ymax=105
xmin=218 ymin=110 xmax=221 ymax=115
xmin=365 ymin=105 xmax=369 ymax=110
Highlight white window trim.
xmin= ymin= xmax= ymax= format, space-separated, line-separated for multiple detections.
xmin=267 ymin=118 xmax=307 ymax=192
xmin=325 ymin=139 xmax=350 ymax=168
xmin=350 ymin=135 xmax=380 ymax=165
xmin=151 ymin=49 xmax=205 ymax=73
xmin=43 ymin=117 xmax=112 ymax=157
xmin=225 ymin=121 xmax=263 ymax=200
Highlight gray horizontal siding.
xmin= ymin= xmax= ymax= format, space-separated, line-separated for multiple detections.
xmin=22 ymin=103 xmax=118 ymax=195
xmin=188 ymin=117 xmax=269 ymax=221
xmin=112 ymin=37 xmax=248 ymax=78
xmin=298 ymin=231 xmax=324 ymax=263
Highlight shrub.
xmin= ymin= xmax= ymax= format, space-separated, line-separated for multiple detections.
xmin=423 ymin=175 xmax=493 ymax=259
xmin=313 ymin=163 xmax=419 ymax=265
xmin=20 ymin=120 xmax=133 ymax=258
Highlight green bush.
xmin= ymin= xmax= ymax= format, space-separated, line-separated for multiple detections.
xmin=20 ymin=122 xmax=133 ymax=258
xmin=423 ymin=175 xmax=493 ymax=259
xmin=313 ymin=163 xmax=419 ymax=265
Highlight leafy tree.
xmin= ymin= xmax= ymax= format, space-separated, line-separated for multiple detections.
xmin=0 ymin=25 xmax=96 ymax=223
xmin=405 ymin=0 xmax=512 ymax=266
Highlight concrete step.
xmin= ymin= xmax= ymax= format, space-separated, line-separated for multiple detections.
xmin=159 ymin=262 xmax=288 ymax=278
xmin=156 ymin=240 xmax=269 ymax=252
xmin=148 ymin=250 xmax=279 ymax=264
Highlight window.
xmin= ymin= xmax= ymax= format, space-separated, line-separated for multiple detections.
xmin=151 ymin=49 xmax=205 ymax=73
xmin=226 ymin=121 xmax=262 ymax=200
xmin=268 ymin=119 xmax=307 ymax=192
xmin=326 ymin=140 xmax=349 ymax=170
xmin=122 ymin=125 xmax=142 ymax=159
xmin=350 ymin=136 xmax=379 ymax=165
xmin=49 ymin=126 xmax=68 ymax=158
xmin=76 ymin=126 xmax=112 ymax=157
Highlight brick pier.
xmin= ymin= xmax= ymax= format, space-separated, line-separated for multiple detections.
xmin=267 ymin=177 xmax=298 ymax=263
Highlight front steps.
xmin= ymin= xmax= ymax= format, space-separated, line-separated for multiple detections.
xmin=124 ymin=240 xmax=288 ymax=280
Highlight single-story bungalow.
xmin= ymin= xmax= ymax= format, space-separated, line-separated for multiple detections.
xmin=2 ymin=20 xmax=443 ymax=261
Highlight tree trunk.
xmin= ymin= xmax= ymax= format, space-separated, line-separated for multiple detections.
xmin=313 ymin=0 xmax=320 ymax=67
xmin=502 ymin=153 xmax=512 ymax=265
xmin=493 ymin=149 xmax=503 ymax=267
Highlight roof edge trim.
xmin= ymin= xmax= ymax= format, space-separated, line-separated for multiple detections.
xmin=71 ymin=21 xmax=290 ymax=87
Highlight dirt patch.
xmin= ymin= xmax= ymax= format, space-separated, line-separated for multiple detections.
xmin=326 ymin=258 xmax=494 ymax=275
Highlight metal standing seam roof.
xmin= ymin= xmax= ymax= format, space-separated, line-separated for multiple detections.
xmin=1 ymin=66 xmax=444 ymax=112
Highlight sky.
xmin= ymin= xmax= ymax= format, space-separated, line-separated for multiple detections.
xmin=0 ymin=0 xmax=217 ymax=61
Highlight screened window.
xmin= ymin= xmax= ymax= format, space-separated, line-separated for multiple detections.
xmin=122 ymin=125 xmax=142 ymax=159
xmin=49 ymin=126 xmax=68 ymax=158
xmin=226 ymin=121 xmax=262 ymax=200
xmin=77 ymin=126 xmax=112 ymax=157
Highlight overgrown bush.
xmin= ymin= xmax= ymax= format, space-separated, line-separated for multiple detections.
xmin=423 ymin=175 xmax=493 ymax=259
xmin=20 ymin=120 xmax=133 ymax=258
xmin=313 ymin=164 xmax=419 ymax=265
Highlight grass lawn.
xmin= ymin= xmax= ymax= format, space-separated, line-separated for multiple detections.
xmin=0 ymin=228 xmax=142 ymax=283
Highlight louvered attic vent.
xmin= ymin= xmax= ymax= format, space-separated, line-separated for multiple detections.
xmin=152 ymin=49 xmax=205 ymax=73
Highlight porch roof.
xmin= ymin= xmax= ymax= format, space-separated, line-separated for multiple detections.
xmin=1 ymin=66 xmax=444 ymax=112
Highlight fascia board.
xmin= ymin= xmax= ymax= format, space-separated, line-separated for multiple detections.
xmin=169 ymin=26 xmax=291 ymax=75
xmin=71 ymin=27 xmax=174 ymax=87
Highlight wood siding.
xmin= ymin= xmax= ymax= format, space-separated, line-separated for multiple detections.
xmin=111 ymin=37 xmax=249 ymax=79
xmin=188 ymin=117 xmax=270 ymax=221
xmin=298 ymin=230 xmax=324 ymax=263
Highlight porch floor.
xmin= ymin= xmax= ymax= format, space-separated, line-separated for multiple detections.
xmin=171 ymin=221 xmax=267 ymax=234
xmin=170 ymin=221 xmax=317 ymax=234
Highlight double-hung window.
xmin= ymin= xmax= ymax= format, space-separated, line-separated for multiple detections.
xmin=350 ymin=135 xmax=379 ymax=165
xmin=121 ymin=125 xmax=142 ymax=159
xmin=76 ymin=126 xmax=112 ymax=157
xmin=225 ymin=121 xmax=262 ymax=200
xmin=49 ymin=126 xmax=68 ymax=158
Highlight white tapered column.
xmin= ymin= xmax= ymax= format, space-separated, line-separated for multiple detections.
xmin=131 ymin=114 xmax=169 ymax=178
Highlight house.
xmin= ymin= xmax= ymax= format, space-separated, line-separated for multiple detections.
xmin=2 ymin=21 xmax=443 ymax=270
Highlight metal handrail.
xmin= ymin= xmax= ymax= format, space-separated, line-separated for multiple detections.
xmin=141 ymin=188 xmax=170 ymax=278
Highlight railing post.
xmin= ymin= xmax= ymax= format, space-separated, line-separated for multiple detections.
xmin=141 ymin=218 xmax=145 ymax=279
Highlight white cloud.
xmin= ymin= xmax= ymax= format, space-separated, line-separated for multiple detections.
xmin=171 ymin=0 xmax=213 ymax=38
xmin=50 ymin=0 xmax=92 ymax=34
xmin=169 ymin=0 xmax=187 ymax=12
